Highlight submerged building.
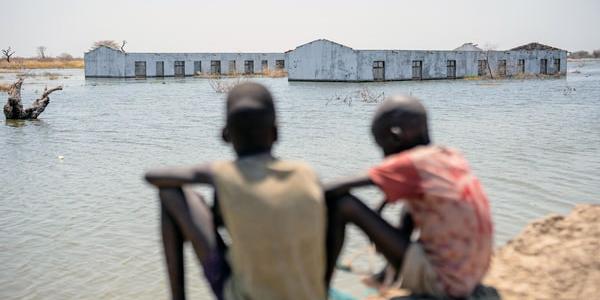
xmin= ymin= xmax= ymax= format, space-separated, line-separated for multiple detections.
xmin=84 ymin=46 xmax=285 ymax=78
xmin=84 ymin=39 xmax=567 ymax=81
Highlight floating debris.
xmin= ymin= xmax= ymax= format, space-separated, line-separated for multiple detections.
xmin=208 ymin=77 xmax=247 ymax=94
xmin=562 ymin=86 xmax=576 ymax=96
xmin=326 ymin=87 xmax=385 ymax=106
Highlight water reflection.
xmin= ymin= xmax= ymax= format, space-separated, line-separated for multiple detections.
xmin=1 ymin=61 xmax=599 ymax=299
xmin=4 ymin=119 xmax=48 ymax=128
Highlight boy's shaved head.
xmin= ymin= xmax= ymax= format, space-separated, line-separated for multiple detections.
xmin=226 ymin=82 xmax=275 ymax=122
xmin=371 ymin=95 xmax=430 ymax=156
xmin=224 ymin=82 xmax=278 ymax=156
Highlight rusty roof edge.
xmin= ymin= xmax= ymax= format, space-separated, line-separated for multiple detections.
xmin=509 ymin=42 xmax=565 ymax=51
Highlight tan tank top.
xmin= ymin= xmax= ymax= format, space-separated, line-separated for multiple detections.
xmin=211 ymin=154 xmax=326 ymax=300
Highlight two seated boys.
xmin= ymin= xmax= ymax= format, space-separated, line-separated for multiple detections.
xmin=145 ymin=83 xmax=493 ymax=300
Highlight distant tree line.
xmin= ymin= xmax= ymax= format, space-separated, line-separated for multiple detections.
xmin=2 ymin=39 xmax=126 ymax=63
xmin=1 ymin=45 xmax=78 ymax=63
xmin=569 ymin=50 xmax=600 ymax=59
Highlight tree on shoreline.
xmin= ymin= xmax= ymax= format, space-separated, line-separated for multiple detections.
xmin=482 ymin=43 xmax=497 ymax=79
xmin=568 ymin=50 xmax=600 ymax=59
xmin=2 ymin=47 xmax=16 ymax=62
xmin=37 ymin=46 xmax=47 ymax=59
xmin=91 ymin=40 xmax=121 ymax=51
xmin=58 ymin=53 xmax=74 ymax=60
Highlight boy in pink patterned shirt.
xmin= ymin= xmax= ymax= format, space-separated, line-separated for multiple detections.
xmin=325 ymin=96 xmax=493 ymax=298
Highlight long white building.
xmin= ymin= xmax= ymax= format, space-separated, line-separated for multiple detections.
xmin=84 ymin=46 xmax=286 ymax=78
xmin=84 ymin=39 xmax=567 ymax=81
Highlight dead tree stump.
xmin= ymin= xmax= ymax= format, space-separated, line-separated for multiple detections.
xmin=3 ymin=78 xmax=62 ymax=119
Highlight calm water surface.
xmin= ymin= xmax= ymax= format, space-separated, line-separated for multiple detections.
xmin=1 ymin=61 xmax=599 ymax=299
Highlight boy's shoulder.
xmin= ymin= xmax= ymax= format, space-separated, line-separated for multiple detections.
xmin=211 ymin=156 xmax=319 ymax=180
xmin=376 ymin=146 xmax=468 ymax=176
xmin=271 ymin=159 xmax=316 ymax=172
xmin=403 ymin=145 xmax=465 ymax=163
xmin=266 ymin=159 xmax=320 ymax=181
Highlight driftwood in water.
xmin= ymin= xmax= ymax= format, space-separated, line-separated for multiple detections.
xmin=3 ymin=78 xmax=62 ymax=119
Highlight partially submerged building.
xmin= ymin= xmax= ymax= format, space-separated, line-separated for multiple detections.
xmin=286 ymin=40 xmax=567 ymax=81
xmin=84 ymin=46 xmax=286 ymax=78
xmin=84 ymin=39 xmax=567 ymax=81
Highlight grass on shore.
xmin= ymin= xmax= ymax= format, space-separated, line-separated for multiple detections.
xmin=0 ymin=83 xmax=10 ymax=92
xmin=464 ymin=73 xmax=560 ymax=81
xmin=0 ymin=58 xmax=84 ymax=69
xmin=193 ymin=69 xmax=288 ymax=78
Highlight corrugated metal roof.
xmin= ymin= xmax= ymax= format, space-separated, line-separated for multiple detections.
xmin=510 ymin=42 xmax=563 ymax=51
xmin=453 ymin=43 xmax=483 ymax=51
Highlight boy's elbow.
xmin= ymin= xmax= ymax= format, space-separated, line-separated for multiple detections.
xmin=324 ymin=186 xmax=348 ymax=200
xmin=144 ymin=173 xmax=153 ymax=184
xmin=144 ymin=170 xmax=162 ymax=186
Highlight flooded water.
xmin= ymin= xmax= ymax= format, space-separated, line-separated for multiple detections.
xmin=1 ymin=60 xmax=599 ymax=299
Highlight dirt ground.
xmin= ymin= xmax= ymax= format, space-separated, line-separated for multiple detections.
xmin=484 ymin=204 xmax=600 ymax=300
xmin=364 ymin=204 xmax=599 ymax=300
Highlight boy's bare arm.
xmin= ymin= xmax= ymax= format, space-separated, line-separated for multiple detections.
xmin=324 ymin=174 xmax=373 ymax=197
xmin=145 ymin=164 xmax=213 ymax=188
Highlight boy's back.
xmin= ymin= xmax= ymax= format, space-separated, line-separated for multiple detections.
xmin=212 ymin=154 xmax=326 ymax=300
xmin=146 ymin=83 xmax=328 ymax=300
xmin=369 ymin=145 xmax=493 ymax=296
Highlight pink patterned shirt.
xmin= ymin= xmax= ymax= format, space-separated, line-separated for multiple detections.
xmin=369 ymin=146 xmax=493 ymax=297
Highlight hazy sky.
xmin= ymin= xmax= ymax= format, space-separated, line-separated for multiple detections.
xmin=2 ymin=0 xmax=599 ymax=57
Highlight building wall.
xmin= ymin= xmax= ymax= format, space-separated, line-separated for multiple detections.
xmin=84 ymin=48 xmax=285 ymax=77
xmin=84 ymin=47 xmax=126 ymax=77
xmin=285 ymin=40 xmax=358 ymax=81
xmin=287 ymin=40 xmax=567 ymax=81
xmin=356 ymin=50 xmax=472 ymax=80
xmin=85 ymin=41 xmax=567 ymax=80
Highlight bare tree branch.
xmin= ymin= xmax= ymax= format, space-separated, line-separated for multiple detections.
xmin=483 ymin=43 xmax=497 ymax=79
xmin=486 ymin=50 xmax=494 ymax=79
xmin=91 ymin=40 xmax=121 ymax=51
xmin=58 ymin=52 xmax=73 ymax=60
xmin=37 ymin=46 xmax=47 ymax=59
xmin=2 ymin=46 xmax=16 ymax=63
xmin=3 ymin=78 xmax=62 ymax=119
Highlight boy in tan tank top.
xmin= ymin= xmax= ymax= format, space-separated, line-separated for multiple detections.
xmin=145 ymin=83 xmax=327 ymax=300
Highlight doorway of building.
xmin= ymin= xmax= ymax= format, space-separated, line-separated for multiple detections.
xmin=156 ymin=61 xmax=164 ymax=77
xmin=134 ymin=61 xmax=146 ymax=78
xmin=553 ymin=59 xmax=560 ymax=74
xmin=261 ymin=60 xmax=268 ymax=73
xmin=211 ymin=61 xmax=221 ymax=75
xmin=373 ymin=61 xmax=385 ymax=81
xmin=244 ymin=60 xmax=254 ymax=74
xmin=412 ymin=60 xmax=422 ymax=80
xmin=447 ymin=60 xmax=456 ymax=78
xmin=540 ymin=59 xmax=548 ymax=75
xmin=174 ymin=61 xmax=185 ymax=77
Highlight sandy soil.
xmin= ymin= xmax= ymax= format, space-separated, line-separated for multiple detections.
xmin=364 ymin=204 xmax=599 ymax=300
xmin=484 ymin=204 xmax=600 ymax=300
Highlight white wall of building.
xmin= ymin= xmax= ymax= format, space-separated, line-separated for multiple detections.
xmin=84 ymin=40 xmax=567 ymax=80
xmin=287 ymin=40 xmax=567 ymax=81
xmin=84 ymin=46 xmax=126 ymax=77
xmin=285 ymin=40 xmax=358 ymax=81
xmin=84 ymin=47 xmax=285 ymax=77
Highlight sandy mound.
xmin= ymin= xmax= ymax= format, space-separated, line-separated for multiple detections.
xmin=484 ymin=204 xmax=600 ymax=300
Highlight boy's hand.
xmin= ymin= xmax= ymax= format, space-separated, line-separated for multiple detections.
xmin=145 ymin=169 xmax=185 ymax=188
